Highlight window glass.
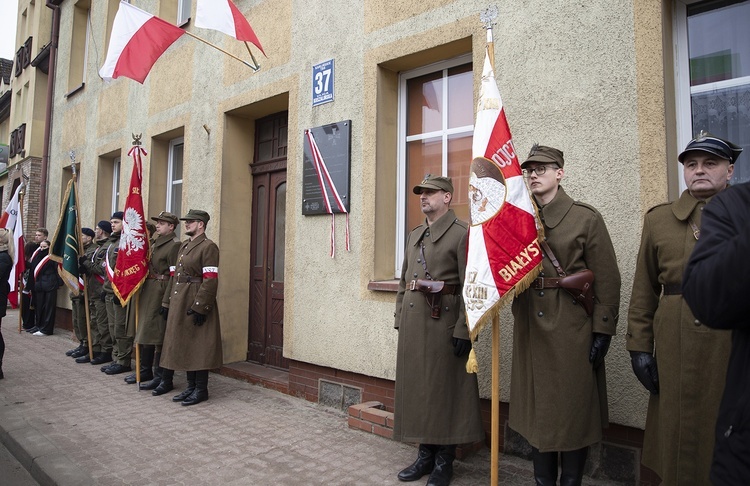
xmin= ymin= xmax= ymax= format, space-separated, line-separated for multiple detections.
xmin=687 ymin=0 xmax=750 ymax=183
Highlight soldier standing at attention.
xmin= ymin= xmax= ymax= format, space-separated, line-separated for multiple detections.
xmin=101 ymin=212 xmax=132 ymax=375
xmin=82 ymin=221 xmax=113 ymax=365
xmin=127 ymin=211 xmax=180 ymax=389
xmin=627 ymin=132 xmax=740 ymax=484
xmin=511 ymin=145 xmax=621 ymax=486
xmin=153 ymin=210 xmax=222 ymax=406
xmin=393 ymin=175 xmax=484 ymax=486
xmin=66 ymin=227 xmax=96 ymax=359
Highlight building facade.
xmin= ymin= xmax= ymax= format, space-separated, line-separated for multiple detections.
xmin=33 ymin=0 xmax=750 ymax=482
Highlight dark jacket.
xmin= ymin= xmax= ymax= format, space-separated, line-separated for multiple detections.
xmin=0 ymin=251 xmax=12 ymax=318
xmin=31 ymin=249 xmax=61 ymax=293
xmin=683 ymin=181 xmax=750 ymax=486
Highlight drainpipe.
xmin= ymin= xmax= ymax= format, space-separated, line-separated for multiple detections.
xmin=40 ymin=0 xmax=60 ymax=226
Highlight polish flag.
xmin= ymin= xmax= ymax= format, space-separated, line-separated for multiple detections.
xmin=462 ymin=49 xmax=543 ymax=340
xmin=195 ymin=0 xmax=265 ymax=55
xmin=0 ymin=184 xmax=25 ymax=308
xmin=99 ymin=1 xmax=186 ymax=84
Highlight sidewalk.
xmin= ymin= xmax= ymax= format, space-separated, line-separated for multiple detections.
xmin=0 ymin=310 xmax=621 ymax=485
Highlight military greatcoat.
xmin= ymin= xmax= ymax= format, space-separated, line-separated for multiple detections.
xmin=160 ymin=233 xmax=223 ymax=371
xmin=134 ymin=231 xmax=180 ymax=345
xmin=627 ymin=190 xmax=731 ymax=484
xmin=393 ymin=209 xmax=484 ymax=445
xmin=510 ymin=187 xmax=621 ymax=452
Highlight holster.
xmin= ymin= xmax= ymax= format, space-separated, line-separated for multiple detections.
xmin=558 ymin=270 xmax=595 ymax=316
xmin=410 ymin=279 xmax=445 ymax=319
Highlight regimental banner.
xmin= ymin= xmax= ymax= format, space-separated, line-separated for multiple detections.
xmin=50 ymin=179 xmax=81 ymax=295
xmin=463 ymin=50 xmax=543 ymax=341
xmin=111 ymin=144 xmax=150 ymax=305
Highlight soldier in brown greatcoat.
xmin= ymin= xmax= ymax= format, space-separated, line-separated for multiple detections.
xmin=394 ymin=175 xmax=484 ymax=486
xmin=124 ymin=211 xmax=180 ymax=389
xmin=152 ymin=209 xmax=222 ymax=406
xmin=511 ymin=146 xmax=621 ymax=486
xmin=627 ymin=132 xmax=741 ymax=484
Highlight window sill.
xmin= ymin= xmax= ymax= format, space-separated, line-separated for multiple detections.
xmin=367 ymin=280 xmax=399 ymax=292
xmin=65 ymin=83 xmax=85 ymax=99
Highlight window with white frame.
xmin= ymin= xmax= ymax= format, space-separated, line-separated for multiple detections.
xmin=177 ymin=0 xmax=192 ymax=26
xmin=112 ymin=156 xmax=121 ymax=213
xmin=675 ymin=0 xmax=750 ymax=186
xmin=396 ymin=55 xmax=473 ymax=274
xmin=167 ymin=138 xmax=184 ymax=229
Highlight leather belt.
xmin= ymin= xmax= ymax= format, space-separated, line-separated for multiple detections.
xmin=175 ymin=275 xmax=202 ymax=284
xmin=147 ymin=274 xmax=170 ymax=281
xmin=408 ymin=280 xmax=460 ymax=295
xmin=662 ymin=284 xmax=682 ymax=296
xmin=532 ymin=277 xmax=564 ymax=290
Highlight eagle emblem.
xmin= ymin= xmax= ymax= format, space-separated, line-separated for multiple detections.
xmin=120 ymin=207 xmax=147 ymax=255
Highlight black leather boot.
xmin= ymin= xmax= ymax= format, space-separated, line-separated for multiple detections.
xmin=90 ymin=352 xmax=112 ymax=365
xmin=182 ymin=370 xmax=209 ymax=406
xmin=560 ymin=447 xmax=588 ymax=486
xmin=532 ymin=447 xmax=558 ymax=486
xmin=124 ymin=346 xmax=155 ymax=384
xmin=426 ymin=445 xmax=455 ymax=486
xmin=152 ymin=368 xmax=174 ymax=396
xmin=172 ymin=371 xmax=196 ymax=402
xmin=397 ymin=444 xmax=437 ymax=481
xmin=140 ymin=352 xmax=162 ymax=390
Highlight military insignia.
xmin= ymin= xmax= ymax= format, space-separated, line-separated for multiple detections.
xmin=469 ymin=157 xmax=506 ymax=226
xmin=527 ymin=142 xmax=540 ymax=158
xmin=695 ymin=130 xmax=708 ymax=142
xmin=120 ymin=207 xmax=147 ymax=256
xmin=421 ymin=174 xmax=432 ymax=184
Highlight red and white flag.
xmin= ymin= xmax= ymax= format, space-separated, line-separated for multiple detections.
xmin=0 ymin=184 xmax=25 ymax=308
xmin=195 ymin=0 xmax=265 ymax=55
xmin=99 ymin=1 xmax=186 ymax=83
xmin=111 ymin=146 xmax=150 ymax=305
xmin=463 ymin=49 xmax=543 ymax=341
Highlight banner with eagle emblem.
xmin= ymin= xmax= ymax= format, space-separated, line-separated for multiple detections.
xmin=111 ymin=142 xmax=151 ymax=305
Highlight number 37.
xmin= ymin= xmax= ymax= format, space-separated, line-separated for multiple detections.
xmin=314 ymin=69 xmax=331 ymax=95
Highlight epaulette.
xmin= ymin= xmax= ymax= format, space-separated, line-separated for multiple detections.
xmin=646 ymin=201 xmax=672 ymax=214
xmin=572 ymin=200 xmax=601 ymax=215
xmin=453 ymin=218 xmax=469 ymax=230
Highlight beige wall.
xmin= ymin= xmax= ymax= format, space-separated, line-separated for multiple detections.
xmin=47 ymin=0 xmax=680 ymax=429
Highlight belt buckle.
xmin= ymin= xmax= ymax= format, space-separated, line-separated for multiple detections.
xmin=532 ymin=278 xmax=543 ymax=290
xmin=409 ymin=280 xmax=418 ymax=291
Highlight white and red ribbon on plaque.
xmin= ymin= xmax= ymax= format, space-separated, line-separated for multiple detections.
xmin=304 ymin=129 xmax=350 ymax=258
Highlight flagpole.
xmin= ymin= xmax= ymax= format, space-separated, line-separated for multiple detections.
xmin=480 ymin=8 xmax=500 ymax=486
xmin=70 ymin=160 xmax=95 ymax=360
xmin=243 ymin=42 xmax=260 ymax=71
xmin=17 ymin=184 xmax=25 ymax=334
xmin=182 ymin=31 xmax=260 ymax=72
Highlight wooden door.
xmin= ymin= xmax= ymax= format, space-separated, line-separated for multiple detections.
xmin=249 ymin=113 xmax=288 ymax=369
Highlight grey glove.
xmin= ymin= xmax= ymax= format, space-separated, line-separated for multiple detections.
xmin=589 ymin=333 xmax=611 ymax=369
xmin=630 ymin=351 xmax=659 ymax=395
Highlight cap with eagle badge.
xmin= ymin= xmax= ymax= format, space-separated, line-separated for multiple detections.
xmin=521 ymin=143 xmax=565 ymax=168
xmin=678 ymin=131 xmax=743 ymax=164
xmin=180 ymin=209 xmax=211 ymax=224
xmin=412 ymin=174 xmax=454 ymax=194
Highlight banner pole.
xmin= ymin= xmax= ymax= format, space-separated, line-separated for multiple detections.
xmin=17 ymin=185 xmax=25 ymax=334
xmin=491 ymin=317 xmax=500 ymax=486
xmin=72 ymin=165 xmax=94 ymax=360
xmin=182 ymin=31 xmax=260 ymax=72
xmin=135 ymin=293 xmax=141 ymax=389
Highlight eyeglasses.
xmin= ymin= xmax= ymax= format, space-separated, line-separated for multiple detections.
xmin=522 ymin=165 xmax=560 ymax=177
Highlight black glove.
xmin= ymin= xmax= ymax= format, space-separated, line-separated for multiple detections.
xmin=630 ymin=351 xmax=659 ymax=395
xmin=159 ymin=306 xmax=169 ymax=321
xmin=187 ymin=309 xmax=206 ymax=326
xmin=113 ymin=296 xmax=122 ymax=307
xmin=588 ymin=333 xmax=611 ymax=369
xmin=452 ymin=338 xmax=472 ymax=357
xmin=78 ymin=264 xmax=89 ymax=276
xmin=78 ymin=255 xmax=86 ymax=266
xmin=100 ymin=291 xmax=106 ymax=302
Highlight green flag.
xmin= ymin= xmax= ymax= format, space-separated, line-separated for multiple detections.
xmin=50 ymin=178 xmax=81 ymax=295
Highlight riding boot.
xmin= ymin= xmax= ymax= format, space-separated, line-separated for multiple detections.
xmin=532 ymin=447 xmax=558 ymax=486
xmin=140 ymin=351 xmax=162 ymax=390
xmin=151 ymin=368 xmax=174 ymax=396
xmin=182 ymin=369 xmax=209 ymax=406
xmin=426 ymin=445 xmax=455 ymax=486
xmin=560 ymin=447 xmax=588 ymax=486
xmin=397 ymin=444 xmax=437 ymax=481
xmin=172 ymin=370 xmax=196 ymax=402
xmin=125 ymin=345 xmax=155 ymax=384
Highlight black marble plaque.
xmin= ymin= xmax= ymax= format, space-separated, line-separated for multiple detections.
xmin=302 ymin=120 xmax=351 ymax=215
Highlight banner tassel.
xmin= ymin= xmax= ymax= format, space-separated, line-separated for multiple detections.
xmin=465 ymin=347 xmax=479 ymax=374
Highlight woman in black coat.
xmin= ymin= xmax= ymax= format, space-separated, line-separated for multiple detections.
xmin=21 ymin=240 xmax=38 ymax=331
xmin=30 ymin=240 xmax=60 ymax=336
xmin=0 ymin=228 xmax=15 ymax=378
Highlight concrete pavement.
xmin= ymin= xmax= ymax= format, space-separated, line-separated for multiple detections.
xmin=0 ymin=310 xmax=624 ymax=485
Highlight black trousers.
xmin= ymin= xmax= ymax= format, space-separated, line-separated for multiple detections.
xmin=21 ymin=292 xmax=35 ymax=329
xmin=35 ymin=290 xmax=57 ymax=335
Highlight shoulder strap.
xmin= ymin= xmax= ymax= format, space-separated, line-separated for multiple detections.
xmin=540 ymin=240 xmax=567 ymax=277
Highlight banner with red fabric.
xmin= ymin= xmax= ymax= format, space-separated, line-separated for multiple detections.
xmin=111 ymin=145 xmax=150 ymax=305
xmin=463 ymin=49 xmax=543 ymax=341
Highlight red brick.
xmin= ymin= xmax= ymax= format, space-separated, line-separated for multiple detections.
xmin=373 ymin=424 xmax=393 ymax=439
xmin=347 ymin=416 xmax=373 ymax=433
xmin=386 ymin=414 xmax=395 ymax=428
xmin=361 ymin=407 xmax=390 ymax=426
